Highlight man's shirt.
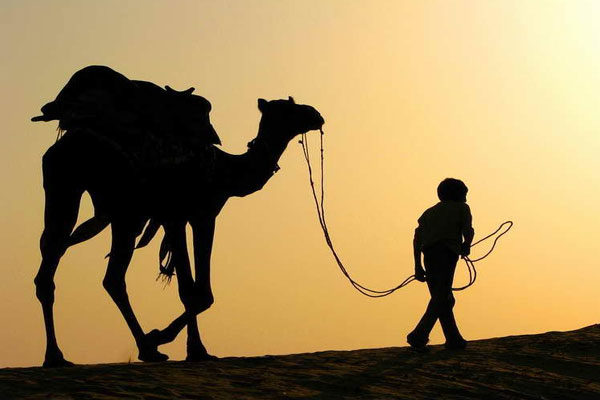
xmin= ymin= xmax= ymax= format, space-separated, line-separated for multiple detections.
xmin=415 ymin=201 xmax=473 ymax=255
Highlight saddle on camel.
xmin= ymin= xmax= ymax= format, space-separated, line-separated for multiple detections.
xmin=32 ymin=65 xmax=220 ymax=173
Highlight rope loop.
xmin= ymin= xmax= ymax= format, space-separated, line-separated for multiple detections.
xmin=300 ymin=131 xmax=513 ymax=297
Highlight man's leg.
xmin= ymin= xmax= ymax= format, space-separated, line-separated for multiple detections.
xmin=407 ymin=274 xmax=443 ymax=347
xmin=435 ymin=250 xmax=466 ymax=348
xmin=407 ymin=245 xmax=448 ymax=347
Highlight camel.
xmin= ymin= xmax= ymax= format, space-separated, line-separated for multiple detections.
xmin=34 ymin=94 xmax=324 ymax=367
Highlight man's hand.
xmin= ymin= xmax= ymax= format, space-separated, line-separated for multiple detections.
xmin=460 ymin=243 xmax=471 ymax=258
xmin=414 ymin=266 xmax=426 ymax=282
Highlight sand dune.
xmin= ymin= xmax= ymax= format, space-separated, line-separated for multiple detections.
xmin=1 ymin=325 xmax=598 ymax=399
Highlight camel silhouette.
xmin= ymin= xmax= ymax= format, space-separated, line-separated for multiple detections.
xmin=33 ymin=76 xmax=324 ymax=367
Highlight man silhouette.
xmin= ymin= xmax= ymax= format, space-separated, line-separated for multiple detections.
xmin=407 ymin=178 xmax=474 ymax=350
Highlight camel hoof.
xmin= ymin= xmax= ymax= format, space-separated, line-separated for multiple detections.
xmin=138 ymin=348 xmax=169 ymax=362
xmin=43 ymin=357 xmax=75 ymax=368
xmin=185 ymin=352 xmax=218 ymax=362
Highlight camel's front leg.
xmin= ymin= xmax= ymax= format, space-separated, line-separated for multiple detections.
xmin=35 ymin=185 xmax=83 ymax=367
xmin=163 ymin=221 xmax=215 ymax=361
xmin=103 ymin=221 xmax=168 ymax=362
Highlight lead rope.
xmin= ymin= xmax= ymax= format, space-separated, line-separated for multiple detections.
xmin=300 ymin=130 xmax=513 ymax=297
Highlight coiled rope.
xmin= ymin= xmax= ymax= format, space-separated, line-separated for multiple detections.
xmin=299 ymin=130 xmax=513 ymax=298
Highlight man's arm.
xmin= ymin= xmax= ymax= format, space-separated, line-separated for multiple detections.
xmin=413 ymin=226 xmax=426 ymax=282
xmin=460 ymin=205 xmax=475 ymax=257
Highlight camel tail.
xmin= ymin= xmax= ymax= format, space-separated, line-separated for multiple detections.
xmin=133 ymin=220 xmax=175 ymax=284
xmin=156 ymin=235 xmax=175 ymax=284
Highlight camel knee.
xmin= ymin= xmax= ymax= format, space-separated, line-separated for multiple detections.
xmin=103 ymin=276 xmax=127 ymax=300
xmin=40 ymin=231 xmax=68 ymax=261
xmin=34 ymin=274 xmax=55 ymax=304
xmin=181 ymin=291 xmax=214 ymax=314
xmin=194 ymin=292 xmax=214 ymax=312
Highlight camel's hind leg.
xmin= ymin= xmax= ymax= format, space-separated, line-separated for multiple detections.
xmin=103 ymin=221 xmax=168 ymax=362
xmin=35 ymin=184 xmax=83 ymax=367
xmin=147 ymin=219 xmax=216 ymax=361
xmin=161 ymin=222 xmax=214 ymax=361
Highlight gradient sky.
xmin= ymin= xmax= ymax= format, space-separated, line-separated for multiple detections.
xmin=1 ymin=0 xmax=599 ymax=367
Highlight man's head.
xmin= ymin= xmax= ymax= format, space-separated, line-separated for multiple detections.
xmin=437 ymin=178 xmax=468 ymax=202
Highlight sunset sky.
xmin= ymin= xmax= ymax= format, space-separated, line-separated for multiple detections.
xmin=1 ymin=1 xmax=599 ymax=367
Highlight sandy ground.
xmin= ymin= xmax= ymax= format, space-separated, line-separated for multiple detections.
xmin=1 ymin=324 xmax=598 ymax=399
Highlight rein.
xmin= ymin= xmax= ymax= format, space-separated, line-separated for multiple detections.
xmin=299 ymin=130 xmax=513 ymax=298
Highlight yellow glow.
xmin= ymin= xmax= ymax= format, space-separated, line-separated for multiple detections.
xmin=1 ymin=1 xmax=599 ymax=367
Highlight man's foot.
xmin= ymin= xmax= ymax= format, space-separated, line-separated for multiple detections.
xmin=407 ymin=332 xmax=429 ymax=352
xmin=444 ymin=338 xmax=467 ymax=350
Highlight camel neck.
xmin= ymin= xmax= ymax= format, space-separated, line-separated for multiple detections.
xmin=222 ymin=130 xmax=291 ymax=199
xmin=247 ymin=123 xmax=293 ymax=162
xmin=246 ymin=135 xmax=287 ymax=165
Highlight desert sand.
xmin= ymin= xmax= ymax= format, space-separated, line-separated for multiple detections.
xmin=1 ymin=324 xmax=598 ymax=399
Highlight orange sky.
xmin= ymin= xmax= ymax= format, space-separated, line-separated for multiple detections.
xmin=1 ymin=1 xmax=599 ymax=367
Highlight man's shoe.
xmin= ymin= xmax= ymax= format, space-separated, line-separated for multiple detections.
xmin=444 ymin=338 xmax=467 ymax=350
xmin=407 ymin=332 xmax=429 ymax=351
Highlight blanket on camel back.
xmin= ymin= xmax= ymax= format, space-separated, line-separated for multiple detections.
xmin=32 ymin=65 xmax=221 ymax=175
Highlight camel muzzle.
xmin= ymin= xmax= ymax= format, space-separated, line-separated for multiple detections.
xmin=306 ymin=111 xmax=325 ymax=131
xmin=314 ymin=115 xmax=325 ymax=130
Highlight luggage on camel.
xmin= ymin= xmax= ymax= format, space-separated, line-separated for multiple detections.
xmin=32 ymin=65 xmax=220 ymax=173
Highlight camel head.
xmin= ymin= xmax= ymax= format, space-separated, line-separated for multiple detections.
xmin=256 ymin=97 xmax=324 ymax=144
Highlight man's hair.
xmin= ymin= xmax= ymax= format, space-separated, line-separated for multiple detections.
xmin=437 ymin=178 xmax=468 ymax=202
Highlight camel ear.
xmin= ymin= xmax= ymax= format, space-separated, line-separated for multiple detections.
xmin=258 ymin=98 xmax=268 ymax=112
xmin=288 ymin=96 xmax=295 ymax=103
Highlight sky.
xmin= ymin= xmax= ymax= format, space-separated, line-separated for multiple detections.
xmin=1 ymin=0 xmax=599 ymax=368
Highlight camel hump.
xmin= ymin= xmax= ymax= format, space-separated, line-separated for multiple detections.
xmin=32 ymin=66 xmax=133 ymax=125
xmin=32 ymin=65 xmax=221 ymax=169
